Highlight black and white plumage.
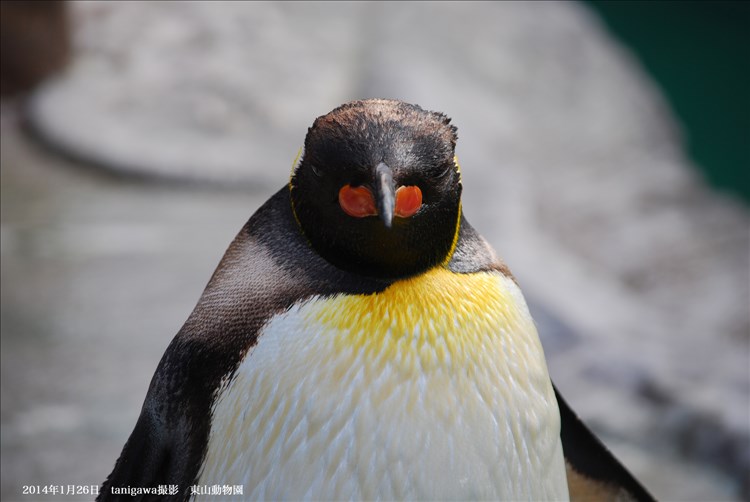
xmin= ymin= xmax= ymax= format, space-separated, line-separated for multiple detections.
xmin=100 ymin=99 xmax=654 ymax=502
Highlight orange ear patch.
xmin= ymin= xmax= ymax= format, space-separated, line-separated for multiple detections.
xmin=339 ymin=185 xmax=377 ymax=218
xmin=395 ymin=186 xmax=422 ymax=218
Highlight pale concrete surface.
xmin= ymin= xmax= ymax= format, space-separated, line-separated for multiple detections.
xmin=2 ymin=2 xmax=748 ymax=501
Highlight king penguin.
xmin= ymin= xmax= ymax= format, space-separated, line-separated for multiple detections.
xmin=100 ymin=99 xmax=655 ymax=501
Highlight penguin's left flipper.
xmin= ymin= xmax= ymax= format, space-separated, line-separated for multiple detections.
xmin=98 ymin=337 xmax=214 ymax=502
xmin=555 ymin=384 xmax=657 ymax=501
xmin=99 ymin=407 xmax=172 ymax=501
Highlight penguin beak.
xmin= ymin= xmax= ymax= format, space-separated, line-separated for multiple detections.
xmin=374 ymin=162 xmax=395 ymax=229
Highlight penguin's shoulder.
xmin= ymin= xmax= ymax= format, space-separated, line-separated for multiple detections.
xmin=156 ymin=186 xmax=391 ymax=407
xmin=447 ymin=214 xmax=513 ymax=278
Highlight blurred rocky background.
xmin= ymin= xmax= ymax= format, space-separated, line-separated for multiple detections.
xmin=1 ymin=2 xmax=748 ymax=501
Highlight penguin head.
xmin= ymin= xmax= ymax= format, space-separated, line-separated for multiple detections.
xmin=290 ymin=99 xmax=462 ymax=279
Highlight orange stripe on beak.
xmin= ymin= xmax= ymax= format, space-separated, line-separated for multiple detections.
xmin=395 ymin=186 xmax=422 ymax=218
xmin=339 ymin=185 xmax=377 ymax=218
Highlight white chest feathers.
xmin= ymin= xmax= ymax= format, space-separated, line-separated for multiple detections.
xmin=196 ymin=269 xmax=569 ymax=500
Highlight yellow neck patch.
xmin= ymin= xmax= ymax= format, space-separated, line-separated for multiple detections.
xmin=304 ymin=267 xmax=531 ymax=375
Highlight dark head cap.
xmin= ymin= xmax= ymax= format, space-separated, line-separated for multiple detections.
xmin=290 ymin=99 xmax=461 ymax=279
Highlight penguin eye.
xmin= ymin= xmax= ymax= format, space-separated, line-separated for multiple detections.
xmin=310 ymin=164 xmax=324 ymax=178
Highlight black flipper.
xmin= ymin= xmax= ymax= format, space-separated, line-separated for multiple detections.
xmin=555 ymin=384 xmax=656 ymax=501
xmin=98 ymin=406 xmax=179 ymax=501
